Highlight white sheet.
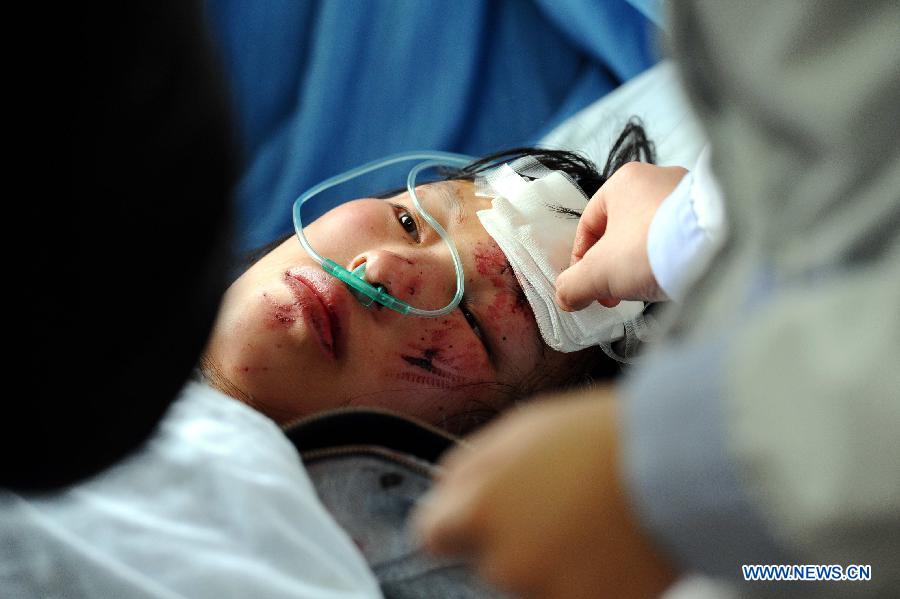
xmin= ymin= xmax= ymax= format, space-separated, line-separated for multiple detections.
xmin=0 ymin=382 xmax=382 ymax=598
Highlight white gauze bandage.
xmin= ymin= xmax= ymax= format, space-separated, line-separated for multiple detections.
xmin=475 ymin=158 xmax=646 ymax=354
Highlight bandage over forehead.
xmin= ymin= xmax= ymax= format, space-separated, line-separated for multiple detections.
xmin=475 ymin=158 xmax=647 ymax=355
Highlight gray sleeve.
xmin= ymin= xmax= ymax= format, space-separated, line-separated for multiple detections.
xmin=621 ymin=0 xmax=900 ymax=594
xmin=724 ymin=259 xmax=900 ymax=590
xmin=621 ymin=333 xmax=792 ymax=579
xmin=621 ymin=257 xmax=900 ymax=594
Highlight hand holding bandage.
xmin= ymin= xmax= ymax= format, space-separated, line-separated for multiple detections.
xmin=475 ymin=158 xmax=648 ymax=354
xmin=555 ymin=162 xmax=687 ymax=311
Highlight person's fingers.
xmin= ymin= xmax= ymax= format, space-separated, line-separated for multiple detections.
xmin=556 ymin=241 xmax=614 ymax=311
xmin=416 ymin=407 xmax=540 ymax=559
xmin=570 ymin=191 xmax=609 ymax=265
xmin=597 ymin=297 xmax=621 ymax=308
xmin=429 ymin=437 xmax=479 ymax=484
xmin=413 ymin=477 xmax=486 ymax=557
xmin=477 ymin=543 xmax=548 ymax=599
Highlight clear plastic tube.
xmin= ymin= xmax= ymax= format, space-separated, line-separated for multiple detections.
xmin=292 ymin=151 xmax=473 ymax=317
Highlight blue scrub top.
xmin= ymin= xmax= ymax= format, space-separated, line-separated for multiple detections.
xmin=207 ymin=0 xmax=659 ymax=253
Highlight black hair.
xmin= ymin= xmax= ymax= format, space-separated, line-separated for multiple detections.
xmin=444 ymin=118 xmax=655 ymax=198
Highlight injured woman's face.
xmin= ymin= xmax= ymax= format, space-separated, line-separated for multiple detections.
xmin=203 ymin=180 xmax=575 ymax=431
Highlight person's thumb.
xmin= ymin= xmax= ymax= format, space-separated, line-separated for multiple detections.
xmin=555 ymin=244 xmax=617 ymax=312
xmin=570 ymin=189 xmax=609 ymax=265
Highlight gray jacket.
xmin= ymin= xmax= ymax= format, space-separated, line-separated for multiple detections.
xmin=621 ymin=1 xmax=900 ymax=597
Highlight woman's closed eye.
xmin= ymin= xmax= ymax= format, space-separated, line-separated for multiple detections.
xmin=391 ymin=203 xmax=420 ymax=242
xmin=460 ymin=298 xmax=491 ymax=354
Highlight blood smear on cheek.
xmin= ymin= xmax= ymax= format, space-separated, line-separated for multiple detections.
xmin=261 ymin=292 xmax=299 ymax=328
xmin=487 ymin=288 xmax=533 ymax=323
xmin=474 ymin=240 xmax=530 ymax=314
xmin=473 ymin=241 xmax=510 ymax=290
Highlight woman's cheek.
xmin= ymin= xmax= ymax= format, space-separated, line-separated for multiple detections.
xmin=340 ymin=317 xmax=493 ymax=426
xmin=308 ymin=200 xmax=381 ymax=249
xmin=486 ymin=289 xmax=534 ymax=332
xmin=375 ymin=318 xmax=493 ymax=427
xmin=378 ymin=315 xmax=492 ymax=426
xmin=387 ymin=317 xmax=491 ymax=392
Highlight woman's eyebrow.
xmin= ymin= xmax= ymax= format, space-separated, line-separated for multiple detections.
xmin=401 ymin=185 xmax=460 ymax=240
xmin=436 ymin=183 xmax=465 ymax=228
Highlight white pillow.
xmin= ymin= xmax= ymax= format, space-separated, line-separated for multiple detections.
xmin=541 ymin=61 xmax=706 ymax=170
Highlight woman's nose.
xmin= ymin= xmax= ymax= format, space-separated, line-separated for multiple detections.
xmin=350 ymin=249 xmax=456 ymax=310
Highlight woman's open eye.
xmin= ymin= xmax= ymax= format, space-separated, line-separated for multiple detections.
xmin=391 ymin=204 xmax=420 ymax=242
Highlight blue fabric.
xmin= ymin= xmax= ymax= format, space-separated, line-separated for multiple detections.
xmin=621 ymin=335 xmax=793 ymax=578
xmin=207 ymin=0 xmax=658 ymax=253
xmin=624 ymin=0 xmax=665 ymax=27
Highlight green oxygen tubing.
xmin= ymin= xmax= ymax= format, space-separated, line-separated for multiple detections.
xmin=292 ymin=151 xmax=474 ymax=317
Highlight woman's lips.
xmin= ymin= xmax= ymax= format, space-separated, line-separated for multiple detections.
xmin=282 ymin=268 xmax=345 ymax=360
